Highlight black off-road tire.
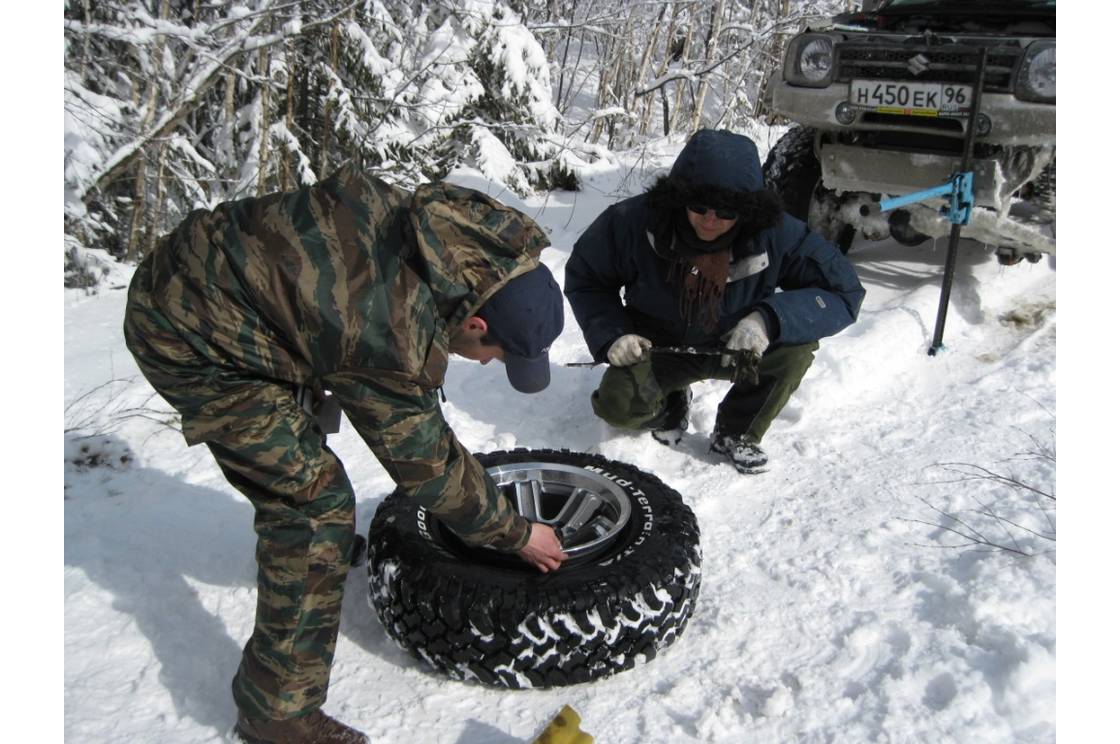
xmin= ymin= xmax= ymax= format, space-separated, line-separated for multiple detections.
xmin=763 ymin=126 xmax=855 ymax=253
xmin=763 ymin=125 xmax=820 ymax=220
xmin=366 ymin=449 xmax=702 ymax=688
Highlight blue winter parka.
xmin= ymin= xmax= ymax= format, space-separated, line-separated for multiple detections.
xmin=565 ymin=132 xmax=866 ymax=361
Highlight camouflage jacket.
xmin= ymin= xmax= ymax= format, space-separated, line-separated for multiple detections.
xmin=147 ymin=165 xmax=549 ymax=551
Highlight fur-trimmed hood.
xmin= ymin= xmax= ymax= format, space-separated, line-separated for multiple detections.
xmin=645 ymin=128 xmax=783 ymax=250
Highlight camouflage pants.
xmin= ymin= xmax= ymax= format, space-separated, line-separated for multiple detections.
xmin=123 ymin=256 xmax=354 ymax=720
xmin=591 ymin=342 xmax=819 ymax=443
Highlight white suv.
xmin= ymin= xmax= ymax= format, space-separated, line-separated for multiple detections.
xmin=764 ymin=0 xmax=1055 ymax=263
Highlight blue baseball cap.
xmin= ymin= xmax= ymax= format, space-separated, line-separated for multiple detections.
xmin=478 ymin=264 xmax=564 ymax=394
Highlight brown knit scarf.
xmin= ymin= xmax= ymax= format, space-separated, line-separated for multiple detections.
xmin=668 ymin=214 xmax=739 ymax=330
xmin=670 ymin=251 xmax=731 ymax=330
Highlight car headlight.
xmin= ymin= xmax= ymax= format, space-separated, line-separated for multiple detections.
xmin=784 ymin=33 xmax=837 ymax=88
xmin=1015 ymin=40 xmax=1055 ymax=103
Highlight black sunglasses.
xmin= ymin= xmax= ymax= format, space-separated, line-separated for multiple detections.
xmin=686 ymin=203 xmax=738 ymax=220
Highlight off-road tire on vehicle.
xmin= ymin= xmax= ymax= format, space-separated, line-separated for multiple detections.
xmin=366 ymin=448 xmax=702 ymax=688
xmin=764 ymin=126 xmax=855 ymax=254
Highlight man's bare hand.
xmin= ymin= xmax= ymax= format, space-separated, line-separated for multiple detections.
xmin=517 ymin=522 xmax=567 ymax=573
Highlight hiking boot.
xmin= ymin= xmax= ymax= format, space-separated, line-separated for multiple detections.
xmin=650 ymin=388 xmax=692 ymax=447
xmin=235 ymin=710 xmax=370 ymax=744
xmin=710 ymin=432 xmax=768 ymax=474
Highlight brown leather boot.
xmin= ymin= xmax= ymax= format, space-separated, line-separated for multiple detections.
xmin=235 ymin=710 xmax=370 ymax=744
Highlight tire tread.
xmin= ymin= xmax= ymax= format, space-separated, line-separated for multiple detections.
xmin=367 ymin=448 xmax=702 ymax=688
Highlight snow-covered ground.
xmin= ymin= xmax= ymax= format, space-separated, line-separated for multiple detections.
xmin=61 ymin=136 xmax=1069 ymax=742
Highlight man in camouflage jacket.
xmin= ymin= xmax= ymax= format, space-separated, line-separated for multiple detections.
xmin=123 ymin=165 xmax=566 ymax=743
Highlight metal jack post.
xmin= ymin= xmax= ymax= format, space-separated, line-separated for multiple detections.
xmin=928 ymin=46 xmax=988 ymax=356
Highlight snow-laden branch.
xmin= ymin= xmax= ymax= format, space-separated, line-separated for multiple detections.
xmin=76 ymin=0 xmax=363 ymax=204
xmin=63 ymin=18 xmax=202 ymax=45
xmin=631 ymin=13 xmax=827 ymax=99
xmin=64 ymin=1 xmax=311 ymax=43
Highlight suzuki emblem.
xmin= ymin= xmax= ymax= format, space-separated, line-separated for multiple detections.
xmin=908 ymin=53 xmax=930 ymax=76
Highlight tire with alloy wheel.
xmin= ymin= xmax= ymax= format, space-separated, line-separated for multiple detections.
xmin=366 ymin=448 xmax=702 ymax=688
xmin=763 ymin=125 xmax=855 ymax=253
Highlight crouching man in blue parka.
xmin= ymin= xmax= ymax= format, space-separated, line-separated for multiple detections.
xmin=564 ymin=129 xmax=866 ymax=473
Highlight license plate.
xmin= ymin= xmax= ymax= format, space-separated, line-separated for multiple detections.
xmin=849 ymin=79 xmax=972 ymax=116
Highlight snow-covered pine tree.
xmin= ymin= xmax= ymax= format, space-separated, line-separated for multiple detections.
xmin=452 ymin=0 xmax=578 ymax=192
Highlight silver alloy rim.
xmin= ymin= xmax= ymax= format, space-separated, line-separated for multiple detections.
xmin=486 ymin=462 xmax=633 ymax=560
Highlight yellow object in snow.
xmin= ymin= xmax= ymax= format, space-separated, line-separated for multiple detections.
xmin=530 ymin=705 xmax=593 ymax=744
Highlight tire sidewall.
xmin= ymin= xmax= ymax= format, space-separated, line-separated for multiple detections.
xmin=369 ymin=449 xmax=696 ymax=595
xmin=763 ymin=126 xmax=853 ymax=251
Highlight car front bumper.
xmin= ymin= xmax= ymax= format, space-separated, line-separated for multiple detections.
xmin=770 ymin=75 xmax=1055 ymax=146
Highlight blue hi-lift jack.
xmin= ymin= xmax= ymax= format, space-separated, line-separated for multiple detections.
xmin=867 ymin=47 xmax=988 ymax=356
xmin=877 ymin=171 xmax=975 ymax=228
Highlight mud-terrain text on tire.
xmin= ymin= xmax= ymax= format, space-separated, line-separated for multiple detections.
xmin=366 ymin=448 xmax=702 ymax=688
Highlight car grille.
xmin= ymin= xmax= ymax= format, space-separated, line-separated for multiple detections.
xmin=835 ymin=43 xmax=1020 ymax=93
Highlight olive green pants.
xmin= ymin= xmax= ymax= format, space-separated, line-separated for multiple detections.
xmin=591 ymin=342 xmax=818 ymax=444
xmin=123 ymin=256 xmax=353 ymax=720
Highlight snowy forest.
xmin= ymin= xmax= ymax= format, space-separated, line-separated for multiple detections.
xmin=63 ymin=0 xmax=849 ymax=286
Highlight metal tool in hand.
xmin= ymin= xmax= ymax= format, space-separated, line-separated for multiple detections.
xmin=565 ymin=345 xmax=761 ymax=386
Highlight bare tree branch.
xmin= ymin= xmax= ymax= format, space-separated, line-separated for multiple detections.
xmin=908 ymin=418 xmax=1056 ymax=558
xmin=905 ymin=514 xmax=1034 ymax=557
xmin=632 ymin=13 xmax=827 ymax=98
xmin=931 ymin=462 xmax=1055 ymax=501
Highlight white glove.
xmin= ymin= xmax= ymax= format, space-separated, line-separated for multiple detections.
xmin=722 ymin=311 xmax=770 ymax=366
xmin=607 ymin=334 xmax=652 ymax=367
